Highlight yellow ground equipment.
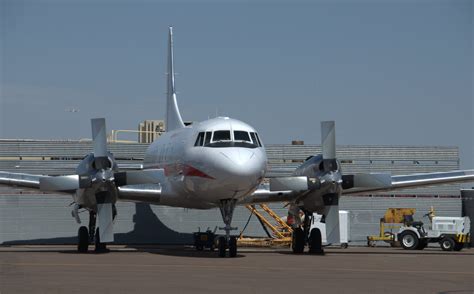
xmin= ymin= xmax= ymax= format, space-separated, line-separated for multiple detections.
xmin=238 ymin=204 xmax=293 ymax=247
xmin=367 ymin=208 xmax=416 ymax=247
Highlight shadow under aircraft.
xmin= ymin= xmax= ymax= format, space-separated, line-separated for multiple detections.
xmin=3 ymin=203 xmax=193 ymax=245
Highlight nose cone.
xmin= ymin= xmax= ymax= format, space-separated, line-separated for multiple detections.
xmin=216 ymin=148 xmax=266 ymax=192
xmin=320 ymin=171 xmax=343 ymax=194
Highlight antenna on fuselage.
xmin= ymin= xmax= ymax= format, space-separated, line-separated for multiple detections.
xmin=165 ymin=26 xmax=185 ymax=132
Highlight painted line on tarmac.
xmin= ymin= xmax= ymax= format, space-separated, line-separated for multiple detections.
xmin=1 ymin=262 xmax=473 ymax=276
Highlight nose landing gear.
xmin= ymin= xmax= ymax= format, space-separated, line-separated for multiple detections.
xmin=218 ymin=199 xmax=238 ymax=258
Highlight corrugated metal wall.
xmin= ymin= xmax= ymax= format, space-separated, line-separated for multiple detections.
xmin=0 ymin=140 xmax=463 ymax=245
xmin=0 ymin=191 xmax=461 ymax=245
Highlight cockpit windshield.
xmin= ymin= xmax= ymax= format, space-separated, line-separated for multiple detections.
xmin=234 ymin=131 xmax=251 ymax=142
xmin=213 ymin=130 xmax=231 ymax=142
xmin=194 ymin=130 xmax=262 ymax=148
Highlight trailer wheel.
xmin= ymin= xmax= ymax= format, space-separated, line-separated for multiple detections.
xmin=400 ymin=231 xmax=419 ymax=250
xmin=440 ymin=237 xmax=455 ymax=251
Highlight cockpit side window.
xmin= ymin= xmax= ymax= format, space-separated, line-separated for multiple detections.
xmin=255 ymin=133 xmax=263 ymax=147
xmin=234 ymin=131 xmax=251 ymax=142
xmin=212 ymin=130 xmax=231 ymax=142
xmin=249 ymin=132 xmax=258 ymax=146
xmin=204 ymin=132 xmax=212 ymax=145
xmin=194 ymin=132 xmax=205 ymax=146
xmin=250 ymin=132 xmax=262 ymax=147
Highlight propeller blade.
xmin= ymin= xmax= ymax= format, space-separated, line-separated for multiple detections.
xmin=269 ymin=176 xmax=320 ymax=191
xmin=91 ymin=118 xmax=108 ymax=158
xmin=321 ymin=121 xmax=337 ymax=171
xmin=97 ymin=203 xmax=114 ymax=243
xmin=40 ymin=175 xmax=91 ymax=191
xmin=321 ymin=121 xmax=336 ymax=159
xmin=322 ymin=194 xmax=340 ymax=244
xmin=342 ymin=173 xmax=392 ymax=189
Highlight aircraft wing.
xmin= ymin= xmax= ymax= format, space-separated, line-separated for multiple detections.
xmin=116 ymin=185 xmax=162 ymax=204
xmin=239 ymin=188 xmax=302 ymax=205
xmin=117 ymin=163 xmax=144 ymax=170
xmin=240 ymin=169 xmax=474 ymax=205
xmin=342 ymin=169 xmax=474 ymax=195
xmin=0 ymin=171 xmax=44 ymax=189
xmin=0 ymin=169 xmax=164 ymax=192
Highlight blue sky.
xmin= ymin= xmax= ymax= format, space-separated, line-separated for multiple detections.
xmin=1 ymin=0 xmax=472 ymax=168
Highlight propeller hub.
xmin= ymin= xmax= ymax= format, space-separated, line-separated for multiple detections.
xmin=321 ymin=171 xmax=343 ymax=194
xmin=94 ymin=168 xmax=114 ymax=184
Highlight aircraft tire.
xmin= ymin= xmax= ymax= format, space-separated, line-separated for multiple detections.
xmin=308 ymin=228 xmax=324 ymax=255
xmin=229 ymin=236 xmax=237 ymax=258
xmin=77 ymin=226 xmax=89 ymax=253
xmin=94 ymin=228 xmax=107 ymax=253
xmin=292 ymin=228 xmax=305 ymax=254
xmin=218 ymin=236 xmax=226 ymax=257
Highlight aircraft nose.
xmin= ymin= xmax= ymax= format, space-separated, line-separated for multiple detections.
xmin=217 ymin=149 xmax=265 ymax=187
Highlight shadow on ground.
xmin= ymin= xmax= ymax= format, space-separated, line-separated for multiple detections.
xmin=3 ymin=203 xmax=193 ymax=245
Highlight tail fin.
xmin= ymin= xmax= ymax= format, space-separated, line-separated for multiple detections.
xmin=166 ymin=27 xmax=185 ymax=131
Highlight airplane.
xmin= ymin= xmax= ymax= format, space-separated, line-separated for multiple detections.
xmin=1 ymin=27 xmax=474 ymax=257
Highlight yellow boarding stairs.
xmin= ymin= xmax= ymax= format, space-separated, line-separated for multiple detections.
xmin=238 ymin=204 xmax=293 ymax=247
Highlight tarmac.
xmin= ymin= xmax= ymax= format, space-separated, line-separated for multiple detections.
xmin=0 ymin=245 xmax=473 ymax=294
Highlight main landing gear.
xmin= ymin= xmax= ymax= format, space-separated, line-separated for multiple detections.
xmin=77 ymin=211 xmax=108 ymax=253
xmin=217 ymin=199 xmax=238 ymax=258
xmin=292 ymin=210 xmax=324 ymax=255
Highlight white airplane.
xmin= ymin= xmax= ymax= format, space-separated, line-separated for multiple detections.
xmin=1 ymin=27 xmax=474 ymax=257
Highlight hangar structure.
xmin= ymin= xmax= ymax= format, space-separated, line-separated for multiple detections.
xmin=0 ymin=139 xmax=464 ymax=245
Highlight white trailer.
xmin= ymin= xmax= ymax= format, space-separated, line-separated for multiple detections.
xmin=311 ymin=210 xmax=350 ymax=248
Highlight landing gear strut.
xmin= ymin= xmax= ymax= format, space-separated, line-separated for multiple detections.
xmin=291 ymin=210 xmax=324 ymax=255
xmin=218 ymin=199 xmax=238 ymax=258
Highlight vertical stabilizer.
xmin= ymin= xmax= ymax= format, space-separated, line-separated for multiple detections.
xmin=166 ymin=27 xmax=185 ymax=131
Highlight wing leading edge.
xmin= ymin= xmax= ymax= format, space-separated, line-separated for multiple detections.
xmin=0 ymin=171 xmax=43 ymax=189
xmin=242 ymin=169 xmax=474 ymax=205
xmin=342 ymin=169 xmax=474 ymax=195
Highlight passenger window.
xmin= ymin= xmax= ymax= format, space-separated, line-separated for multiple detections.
xmin=204 ymin=132 xmax=212 ymax=145
xmin=234 ymin=131 xmax=251 ymax=142
xmin=213 ymin=130 xmax=231 ymax=142
xmin=194 ymin=132 xmax=205 ymax=146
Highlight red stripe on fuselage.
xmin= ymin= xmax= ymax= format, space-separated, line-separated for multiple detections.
xmin=183 ymin=165 xmax=214 ymax=179
xmin=153 ymin=163 xmax=214 ymax=179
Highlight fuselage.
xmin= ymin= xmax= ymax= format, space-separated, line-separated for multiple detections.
xmin=143 ymin=117 xmax=267 ymax=208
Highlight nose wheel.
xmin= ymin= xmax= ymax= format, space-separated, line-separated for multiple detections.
xmin=218 ymin=199 xmax=238 ymax=258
